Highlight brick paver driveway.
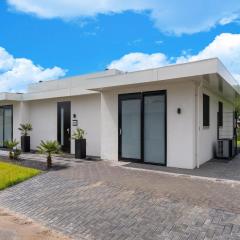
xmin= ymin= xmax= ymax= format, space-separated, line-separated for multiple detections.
xmin=1 ymin=159 xmax=240 ymax=240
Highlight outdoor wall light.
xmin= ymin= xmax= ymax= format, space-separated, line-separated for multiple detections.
xmin=73 ymin=114 xmax=76 ymax=118
xmin=177 ymin=108 xmax=181 ymax=114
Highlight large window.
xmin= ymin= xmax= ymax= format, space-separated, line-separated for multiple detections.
xmin=218 ymin=101 xmax=223 ymax=127
xmin=0 ymin=105 xmax=13 ymax=147
xmin=203 ymin=94 xmax=210 ymax=127
xmin=119 ymin=91 xmax=166 ymax=165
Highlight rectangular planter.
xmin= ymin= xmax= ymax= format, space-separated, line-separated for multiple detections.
xmin=75 ymin=139 xmax=86 ymax=159
xmin=21 ymin=136 xmax=30 ymax=152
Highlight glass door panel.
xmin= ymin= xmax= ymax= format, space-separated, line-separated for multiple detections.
xmin=143 ymin=94 xmax=166 ymax=164
xmin=119 ymin=91 xmax=166 ymax=165
xmin=0 ymin=108 xmax=3 ymax=147
xmin=4 ymin=107 xmax=13 ymax=142
xmin=120 ymin=98 xmax=141 ymax=160
xmin=57 ymin=102 xmax=71 ymax=153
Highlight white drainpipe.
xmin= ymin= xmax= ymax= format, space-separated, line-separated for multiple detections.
xmin=196 ymin=80 xmax=203 ymax=168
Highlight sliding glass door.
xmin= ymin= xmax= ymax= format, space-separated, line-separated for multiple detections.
xmin=143 ymin=93 xmax=166 ymax=164
xmin=119 ymin=91 xmax=166 ymax=165
xmin=0 ymin=105 xmax=13 ymax=147
xmin=119 ymin=94 xmax=141 ymax=161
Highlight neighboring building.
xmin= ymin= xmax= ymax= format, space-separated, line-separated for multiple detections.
xmin=0 ymin=58 xmax=239 ymax=169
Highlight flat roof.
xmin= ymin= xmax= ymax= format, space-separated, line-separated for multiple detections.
xmin=0 ymin=58 xmax=239 ymax=101
xmin=88 ymin=58 xmax=239 ymax=94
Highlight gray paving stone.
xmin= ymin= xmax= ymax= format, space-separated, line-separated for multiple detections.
xmin=1 ymin=157 xmax=240 ymax=239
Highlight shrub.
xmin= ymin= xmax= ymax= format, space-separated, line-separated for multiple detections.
xmin=18 ymin=123 xmax=33 ymax=136
xmin=37 ymin=140 xmax=61 ymax=168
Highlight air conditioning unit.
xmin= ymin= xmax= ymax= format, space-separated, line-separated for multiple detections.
xmin=216 ymin=139 xmax=234 ymax=159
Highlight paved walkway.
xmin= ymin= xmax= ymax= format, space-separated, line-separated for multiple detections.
xmin=121 ymin=155 xmax=240 ymax=181
xmin=1 ymin=156 xmax=240 ymax=240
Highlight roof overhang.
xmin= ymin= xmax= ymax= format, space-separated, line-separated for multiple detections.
xmin=22 ymin=88 xmax=97 ymax=101
xmin=0 ymin=58 xmax=238 ymax=103
xmin=86 ymin=58 xmax=239 ymax=104
xmin=0 ymin=93 xmax=23 ymax=101
xmin=88 ymin=58 xmax=239 ymax=95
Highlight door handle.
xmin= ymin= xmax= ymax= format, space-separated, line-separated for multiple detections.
xmin=67 ymin=128 xmax=70 ymax=134
xmin=119 ymin=128 xmax=122 ymax=135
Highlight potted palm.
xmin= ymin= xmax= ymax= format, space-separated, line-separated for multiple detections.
xmin=37 ymin=140 xmax=61 ymax=168
xmin=72 ymin=128 xmax=86 ymax=159
xmin=4 ymin=139 xmax=21 ymax=159
xmin=18 ymin=123 xmax=33 ymax=152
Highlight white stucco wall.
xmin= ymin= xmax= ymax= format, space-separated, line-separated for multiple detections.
xmin=71 ymin=94 xmax=101 ymax=157
xmin=101 ymin=80 xmax=196 ymax=169
xmin=198 ymin=87 xmax=234 ymax=165
xmin=28 ymin=94 xmax=101 ymax=156
xmin=29 ymin=99 xmax=57 ymax=150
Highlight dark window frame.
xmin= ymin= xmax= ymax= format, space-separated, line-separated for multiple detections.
xmin=203 ymin=94 xmax=210 ymax=127
xmin=118 ymin=90 xmax=167 ymax=166
xmin=0 ymin=105 xmax=13 ymax=148
xmin=218 ymin=101 xmax=223 ymax=127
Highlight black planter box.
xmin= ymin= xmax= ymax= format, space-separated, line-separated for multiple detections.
xmin=21 ymin=136 xmax=30 ymax=152
xmin=75 ymin=139 xmax=86 ymax=159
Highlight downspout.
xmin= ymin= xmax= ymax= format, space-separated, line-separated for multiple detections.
xmin=195 ymin=80 xmax=203 ymax=168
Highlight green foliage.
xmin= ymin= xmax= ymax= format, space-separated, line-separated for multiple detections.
xmin=235 ymin=97 xmax=240 ymax=118
xmin=72 ymin=128 xmax=86 ymax=140
xmin=0 ymin=161 xmax=40 ymax=190
xmin=37 ymin=140 xmax=61 ymax=168
xmin=18 ymin=123 xmax=33 ymax=136
xmin=13 ymin=149 xmax=22 ymax=160
xmin=4 ymin=139 xmax=21 ymax=159
xmin=4 ymin=139 xmax=19 ymax=150
xmin=37 ymin=140 xmax=61 ymax=156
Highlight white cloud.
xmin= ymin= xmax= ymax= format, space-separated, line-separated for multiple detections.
xmin=108 ymin=52 xmax=169 ymax=72
xmin=176 ymin=33 xmax=240 ymax=81
xmin=7 ymin=0 xmax=240 ymax=35
xmin=108 ymin=33 xmax=240 ymax=81
xmin=0 ymin=47 xmax=66 ymax=92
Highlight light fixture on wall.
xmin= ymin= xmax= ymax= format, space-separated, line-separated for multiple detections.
xmin=177 ymin=108 xmax=181 ymax=114
xmin=73 ymin=114 xmax=76 ymax=118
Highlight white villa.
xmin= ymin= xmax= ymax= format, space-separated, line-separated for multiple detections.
xmin=0 ymin=58 xmax=239 ymax=169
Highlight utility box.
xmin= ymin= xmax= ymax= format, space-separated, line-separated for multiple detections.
xmin=216 ymin=139 xmax=235 ymax=159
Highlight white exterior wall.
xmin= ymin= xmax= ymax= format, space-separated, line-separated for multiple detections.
xmin=28 ymin=94 xmax=101 ymax=156
xmin=198 ymin=87 xmax=234 ymax=165
xmin=29 ymin=99 xmax=57 ymax=150
xmin=71 ymin=94 xmax=101 ymax=157
xmin=101 ymin=80 xmax=196 ymax=169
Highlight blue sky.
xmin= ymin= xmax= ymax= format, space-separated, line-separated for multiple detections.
xmin=0 ymin=0 xmax=240 ymax=91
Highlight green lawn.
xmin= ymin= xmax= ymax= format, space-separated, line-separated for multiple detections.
xmin=0 ymin=161 xmax=41 ymax=190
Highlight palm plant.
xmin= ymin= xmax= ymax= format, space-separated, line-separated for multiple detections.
xmin=72 ymin=128 xmax=86 ymax=159
xmin=37 ymin=140 xmax=61 ymax=168
xmin=72 ymin=128 xmax=85 ymax=140
xmin=4 ymin=139 xmax=20 ymax=159
xmin=18 ymin=123 xmax=33 ymax=136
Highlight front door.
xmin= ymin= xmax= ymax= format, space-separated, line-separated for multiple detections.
xmin=57 ymin=102 xmax=71 ymax=153
xmin=119 ymin=91 xmax=166 ymax=165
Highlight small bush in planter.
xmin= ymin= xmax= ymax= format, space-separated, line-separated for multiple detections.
xmin=37 ymin=140 xmax=61 ymax=168
xmin=4 ymin=139 xmax=21 ymax=160
xmin=72 ymin=128 xmax=86 ymax=159
xmin=18 ymin=123 xmax=33 ymax=152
